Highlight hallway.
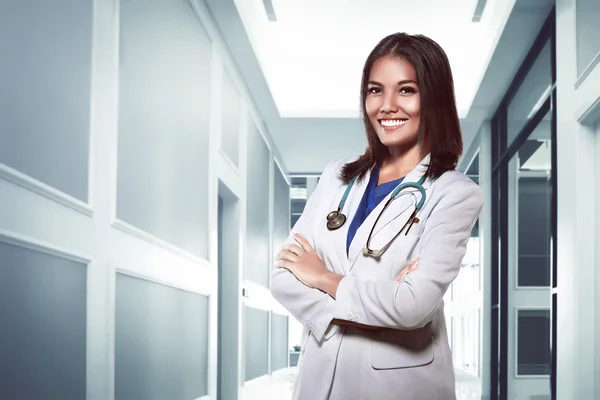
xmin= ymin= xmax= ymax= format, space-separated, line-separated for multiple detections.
xmin=2 ymin=0 xmax=600 ymax=399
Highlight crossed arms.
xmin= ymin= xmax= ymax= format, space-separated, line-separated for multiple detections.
xmin=270 ymin=166 xmax=484 ymax=342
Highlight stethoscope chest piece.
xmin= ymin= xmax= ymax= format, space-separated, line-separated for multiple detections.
xmin=326 ymin=210 xmax=346 ymax=231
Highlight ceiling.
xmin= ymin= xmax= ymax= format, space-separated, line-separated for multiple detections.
xmin=234 ymin=0 xmax=515 ymax=119
xmin=207 ymin=0 xmax=556 ymax=174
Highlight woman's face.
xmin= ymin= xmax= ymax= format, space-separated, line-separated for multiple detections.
xmin=364 ymin=55 xmax=421 ymax=151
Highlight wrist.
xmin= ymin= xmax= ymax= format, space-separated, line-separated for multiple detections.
xmin=317 ymin=271 xmax=344 ymax=298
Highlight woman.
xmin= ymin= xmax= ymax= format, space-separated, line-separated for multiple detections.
xmin=271 ymin=32 xmax=483 ymax=400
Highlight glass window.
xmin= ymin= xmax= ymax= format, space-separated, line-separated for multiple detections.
xmin=290 ymin=199 xmax=306 ymax=229
xmin=517 ymin=309 xmax=551 ymax=376
xmin=290 ymin=214 xmax=301 ymax=229
xmin=466 ymin=153 xmax=479 ymax=183
xmin=290 ymin=177 xmax=307 ymax=187
xmin=290 ymin=176 xmax=308 ymax=229
xmin=291 ymin=199 xmax=306 ymax=215
xmin=506 ymin=41 xmax=552 ymax=146
xmin=518 ymin=176 xmax=552 ymax=286
xmin=465 ymin=153 xmax=480 ymax=237
xmin=509 ymin=110 xmax=552 ymax=287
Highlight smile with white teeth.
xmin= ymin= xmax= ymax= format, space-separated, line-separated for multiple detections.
xmin=379 ymin=119 xmax=408 ymax=127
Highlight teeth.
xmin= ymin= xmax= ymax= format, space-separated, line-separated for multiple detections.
xmin=380 ymin=119 xmax=408 ymax=127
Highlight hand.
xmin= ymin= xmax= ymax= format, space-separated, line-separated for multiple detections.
xmin=394 ymin=256 xmax=419 ymax=282
xmin=275 ymin=233 xmax=329 ymax=289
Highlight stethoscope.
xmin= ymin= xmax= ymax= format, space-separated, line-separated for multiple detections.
xmin=326 ymin=174 xmax=427 ymax=258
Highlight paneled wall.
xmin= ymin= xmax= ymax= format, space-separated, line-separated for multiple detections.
xmin=555 ymin=0 xmax=600 ymax=398
xmin=0 ymin=0 xmax=93 ymax=205
xmin=273 ymin=161 xmax=291 ymax=258
xmin=221 ymin=70 xmax=242 ymax=168
xmin=117 ymin=0 xmax=211 ymax=259
xmin=245 ymin=118 xmax=272 ymax=287
xmin=270 ymin=312 xmax=290 ymax=372
xmin=0 ymin=240 xmax=88 ymax=399
xmin=114 ymin=273 xmax=210 ymax=399
xmin=0 ymin=0 xmax=291 ymax=399
xmin=243 ymin=305 xmax=270 ymax=381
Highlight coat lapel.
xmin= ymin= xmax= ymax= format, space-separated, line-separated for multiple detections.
xmin=329 ymin=171 xmax=370 ymax=274
xmin=370 ymin=158 xmax=431 ymax=238
xmin=346 ymin=154 xmax=432 ymax=271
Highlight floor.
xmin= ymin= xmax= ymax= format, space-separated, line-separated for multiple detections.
xmin=242 ymin=367 xmax=483 ymax=400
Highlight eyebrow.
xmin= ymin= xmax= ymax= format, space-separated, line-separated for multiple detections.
xmin=368 ymin=79 xmax=418 ymax=86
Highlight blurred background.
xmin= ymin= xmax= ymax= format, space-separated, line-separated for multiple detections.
xmin=1 ymin=0 xmax=600 ymax=399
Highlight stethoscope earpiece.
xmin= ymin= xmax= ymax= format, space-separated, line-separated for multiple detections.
xmin=361 ymin=248 xmax=382 ymax=258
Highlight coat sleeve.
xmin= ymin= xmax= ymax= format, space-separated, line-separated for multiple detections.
xmin=270 ymin=161 xmax=338 ymax=342
xmin=332 ymin=180 xmax=484 ymax=330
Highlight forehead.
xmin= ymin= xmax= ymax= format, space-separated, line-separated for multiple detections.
xmin=369 ymin=55 xmax=417 ymax=82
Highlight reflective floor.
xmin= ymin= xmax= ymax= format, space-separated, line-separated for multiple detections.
xmin=242 ymin=367 xmax=482 ymax=400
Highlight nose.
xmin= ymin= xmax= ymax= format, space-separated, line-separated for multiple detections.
xmin=380 ymin=91 xmax=398 ymax=114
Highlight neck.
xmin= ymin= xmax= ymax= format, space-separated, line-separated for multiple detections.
xmin=381 ymin=144 xmax=427 ymax=177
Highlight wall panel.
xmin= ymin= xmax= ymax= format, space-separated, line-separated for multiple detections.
xmin=575 ymin=0 xmax=600 ymax=78
xmin=0 ymin=241 xmax=87 ymax=399
xmin=243 ymin=305 xmax=269 ymax=381
xmin=220 ymin=69 xmax=241 ymax=167
xmin=272 ymin=162 xmax=290 ymax=259
xmin=117 ymin=0 xmax=211 ymax=258
xmin=0 ymin=0 xmax=92 ymax=202
xmin=114 ymin=273 xmax=209 ymax=400
xmin=270 ymin=312 xmax=289 ymax=372
xmin=245 ymin=120 xmax=270 ymax=286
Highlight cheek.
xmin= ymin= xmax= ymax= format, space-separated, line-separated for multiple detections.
xmin=364 ymin=98 xmax=380 ymax=118
xmin=404 ymin=98 xmax=421 ymax=118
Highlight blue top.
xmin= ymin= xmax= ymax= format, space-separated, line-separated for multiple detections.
xmin=346 ymin=166 xmax=404 ymax=254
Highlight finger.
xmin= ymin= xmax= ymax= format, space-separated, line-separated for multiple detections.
xmin=406 ymin=264 xmax=418 ymax=275
xmin=293 ymin=233 xmax=314 ymax=252
xmin=275 ymin=260 xmax=290 ymax=270
xmin=395 ymin=260 xmax=419 ymax=282
xmin=277 ymin=250 xmax=299 ymax=263
xmin=282 ymin=243 xmax=304 ymax=256
xmin=394 ymin=270 xmax=406 ymax=282
xmin=395 ymin=271 xmax=410 ymax=283
xmin=405 ymin=258 xmax=419 ymax=273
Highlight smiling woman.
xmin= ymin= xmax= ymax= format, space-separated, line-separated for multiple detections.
xmin=341 ymin=33 xmax=462 ymax=185
xmin=271 ymin=32 xmax=482 ymax=400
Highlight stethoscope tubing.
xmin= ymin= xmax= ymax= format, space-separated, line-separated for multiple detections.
xmin=326 ymin=173 xmax=427 ymax=257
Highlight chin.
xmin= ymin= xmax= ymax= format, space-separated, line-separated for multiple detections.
xmin=377 ymin=134 xmax=418 ymax=149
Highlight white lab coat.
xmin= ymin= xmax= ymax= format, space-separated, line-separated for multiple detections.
xmin=271 ymin=155 xmax=484 ymax=400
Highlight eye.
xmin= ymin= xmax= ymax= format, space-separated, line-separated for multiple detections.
xmin=367 ymin=86 xmax=382 ymax=95
xmin=399 ymin=86 xmax=417 ymax=95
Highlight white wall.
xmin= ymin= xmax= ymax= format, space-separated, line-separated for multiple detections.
xmin=555 ymin=0 xmax=600 ymax=399
xmin=0 ymin=0 xmax=291 ymax=399
xmin=479 ymin=122 xmax=493 ymax=399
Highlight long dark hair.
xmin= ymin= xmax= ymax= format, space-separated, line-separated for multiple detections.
xmin=339 ymin=32 xmax=462 ymax=183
